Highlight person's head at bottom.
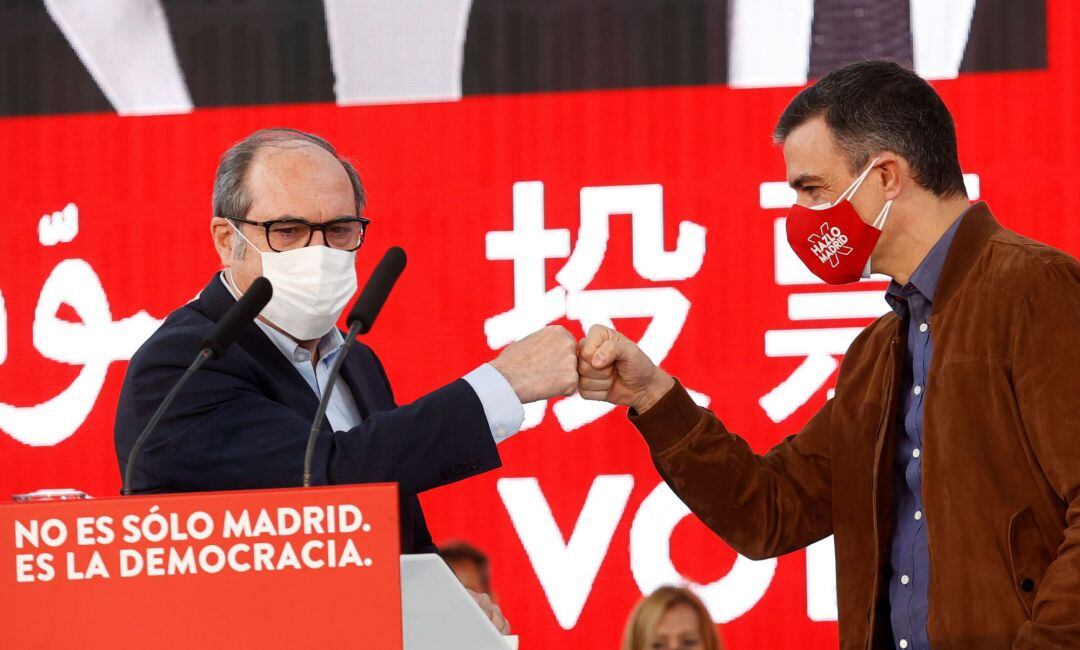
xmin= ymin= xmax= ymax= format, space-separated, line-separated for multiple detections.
xmin=438 ymin=540 xmax=492 ymax=597
xmin=622 ymin=586 xmax=723 ymax=650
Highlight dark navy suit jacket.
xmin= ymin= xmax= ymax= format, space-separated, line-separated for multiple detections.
xmin=114 ymin=274 xmax=502 ymax=553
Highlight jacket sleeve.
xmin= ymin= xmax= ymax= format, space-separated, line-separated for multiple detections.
xmin=117 ymin=330 xmax=500 ymax=496
xmin=630 ymin=379 xmax=834 ymax=560
xmin=1012 ymin=259 xmax=1080 ymax=648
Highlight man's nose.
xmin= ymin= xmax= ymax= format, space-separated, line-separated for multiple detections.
xmin=310 ymin=229 xmax=328 ymax=247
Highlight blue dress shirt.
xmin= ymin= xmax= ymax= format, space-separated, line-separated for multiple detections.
xmin=884 ymin=210 xmax=967 ymax=650
xmin=221 ymin=273 xmax=524 ymax=441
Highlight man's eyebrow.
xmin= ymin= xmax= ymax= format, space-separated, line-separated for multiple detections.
xmin=789 ymin=174 xmax=824 ymax=190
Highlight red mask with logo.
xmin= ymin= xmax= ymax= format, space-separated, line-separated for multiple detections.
xmin=785 ymin=158 xmax=893 ymax=285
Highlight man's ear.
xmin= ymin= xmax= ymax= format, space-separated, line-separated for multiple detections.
xmin=210 ymin=217 xmax=234 ymax=267
xmin=877 ymin=154 xmax=905 ymax=201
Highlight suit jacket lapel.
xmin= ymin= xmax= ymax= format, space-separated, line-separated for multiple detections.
xmin=191 ymin=273 xmax=330 ymax=427
xmin=338 ymin=345 xmax=373 ymax=420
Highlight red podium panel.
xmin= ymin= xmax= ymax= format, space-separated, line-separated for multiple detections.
xmin=0 ymin=485 xmax=402 ymax=649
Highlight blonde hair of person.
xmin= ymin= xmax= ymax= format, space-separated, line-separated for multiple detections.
xmin=621 ymin=586 xmax=723 ymax=650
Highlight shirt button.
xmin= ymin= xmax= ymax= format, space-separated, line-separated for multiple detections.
xmin=901 ymin=574 xmax=910 ymax=585
xmin=900 ymin=640 xmax=909 ymax=649
xmin=914 ymin=510 xmax=923 ymax=521
xmin=912 ymin=448 xmax=921 ymax=458
xmin=919 ymin=322 xmax=929 ymax=333
xmin=913 ymin=385 xmax=923 ymax=396
xmin=295 ymin=350 xmax=310 ymax=362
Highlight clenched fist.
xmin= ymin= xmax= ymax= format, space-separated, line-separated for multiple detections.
xmin=577 ymin=324 xmax=675 ymax=413
xmin=490 ymin=325 xmax=579 ymax=403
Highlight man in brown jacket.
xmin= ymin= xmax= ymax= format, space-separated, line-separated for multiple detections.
xmin=577 ymin=60 xmax=1080 ymax=649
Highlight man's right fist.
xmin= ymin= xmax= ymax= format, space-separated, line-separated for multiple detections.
xmin=490 ymin=325 xmax=579 ymax=404
xmin=577 ymin=324 xmax=675 ymax=413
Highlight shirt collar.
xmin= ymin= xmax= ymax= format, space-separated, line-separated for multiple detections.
xmin=218 ymin=272 xmax=343 ymax=363
xmin=885 ymin=205 xmax=971 ymax=311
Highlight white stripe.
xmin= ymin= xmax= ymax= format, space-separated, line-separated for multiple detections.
xmin=765 ymin=327 xmax=863 ymax=357
xmin=806 ymin=536 xmax=839 ymax=621
xmin=911 ymin=0 xmax=977 ymax=81
xmin=324 ymin=0 xmax=473 ymax=106
xmin=728 ymin=0 xmax=814 ymax=88
xmin=760 ymin=182 xmax=797 ymax=210
xmin=788 ymin=291 xmax=890 ymax=321
xmin=45 ymin=0 xmax=192 ymax=116
xmin=758 ymin=353 xmax=838 ymax=423
xmin=963 ymin=174 xmax=981 ymax=200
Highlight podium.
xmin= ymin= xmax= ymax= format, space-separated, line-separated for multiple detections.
xmin=0 ymin=485 xmax=514 ymax=649
xmin=401 ymin=554 xmax=518 ymax=650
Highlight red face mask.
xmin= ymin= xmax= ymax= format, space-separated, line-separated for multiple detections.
xmin=785 ymin=158 xmax=893 ymax=285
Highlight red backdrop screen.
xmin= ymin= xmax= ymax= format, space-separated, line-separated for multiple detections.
xmin=1 ymin=1 xmax=1076 ymax=646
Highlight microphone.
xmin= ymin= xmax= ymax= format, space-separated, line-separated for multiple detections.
xmin=200 ymin=276 xmax=273 ymax=360
xmin=349 ymin=245 xmax=408 ymax=334
xmin=121 ymin=277 xmax=273 ymax=496
xmin=303 ymin=247 xmax=407 ymax=487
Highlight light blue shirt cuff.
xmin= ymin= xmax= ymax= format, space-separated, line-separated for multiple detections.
xmin=463 ymin=363 xmax=525 ymax=444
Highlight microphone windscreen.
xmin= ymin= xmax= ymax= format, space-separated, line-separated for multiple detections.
xmin=200 ymin=276 xmax=273 ymax=359
xmin=347 ymin=246 xmax=407 ymax=334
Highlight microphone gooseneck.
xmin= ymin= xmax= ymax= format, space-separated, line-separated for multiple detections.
xmin=303 ymin=247 xmax=408 ymax=487
xmin=122 ymin=277 xmax=273 ymax=496
xmin=121 ymin=349 xmax=212 ymax=496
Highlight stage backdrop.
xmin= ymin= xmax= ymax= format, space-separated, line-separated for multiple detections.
xmin=1 ymin=1 xmax=1073 ymax=646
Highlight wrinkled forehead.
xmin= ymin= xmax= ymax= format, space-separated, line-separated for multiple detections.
xmin=781 ymin=115 xmax=850 ymax=186
xmin=246 ymin=142 xmax=356 ymax=219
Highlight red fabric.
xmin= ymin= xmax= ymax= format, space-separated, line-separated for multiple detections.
xmin=785 ymin=200 xmax=881 ymax=284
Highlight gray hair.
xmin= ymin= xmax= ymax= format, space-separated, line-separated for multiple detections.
xmin=213 ymin=128 xmax=367 ymax=258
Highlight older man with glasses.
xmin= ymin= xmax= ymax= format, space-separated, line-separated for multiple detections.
xmin=114 ymin=130 xmax=577 ymax=610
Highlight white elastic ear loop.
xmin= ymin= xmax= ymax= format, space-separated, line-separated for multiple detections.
xmin=225 ymin=222 xmax=264 ymax=292
xmin=872 ymin=199 xmax=894 ymax=230
xmin=837 ymin=156 xmax=882 ymax=203
xmin=229 ymin=220 xmax=261 ymax=254
xmin=863 ymin=198 xmax=893 ymax=280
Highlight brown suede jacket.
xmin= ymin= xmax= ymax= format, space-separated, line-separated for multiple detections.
xmin=630 ymin=203 xmax=1080 ymax=648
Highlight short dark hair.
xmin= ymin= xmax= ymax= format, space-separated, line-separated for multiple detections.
xmin=438 ymin=541 xmax=491 ymax=594
xmin=212 ymin=127 xmax=366 ymax=220
xmin=774 ymin=60 xmax=967 ymax=198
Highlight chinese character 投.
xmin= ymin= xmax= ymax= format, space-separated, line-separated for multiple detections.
xmin=485 ymin=181 xmax=711 ymax=431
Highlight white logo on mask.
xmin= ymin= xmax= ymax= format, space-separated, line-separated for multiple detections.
xmin=807 ymin=223 xmax=853 ymax=267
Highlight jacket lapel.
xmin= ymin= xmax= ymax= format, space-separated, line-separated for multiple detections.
xmin=190 ymin=273 xmax=329 ymax=426
xmin=337 ymin=345 xmax=373 ymax=420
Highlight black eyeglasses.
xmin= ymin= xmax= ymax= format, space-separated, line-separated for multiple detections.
xmin=228 ymin=216 xmax=369 ymax=252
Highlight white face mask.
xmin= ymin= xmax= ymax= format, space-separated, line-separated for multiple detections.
xmin=230 ymin=225 xmax=358 ymax=340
